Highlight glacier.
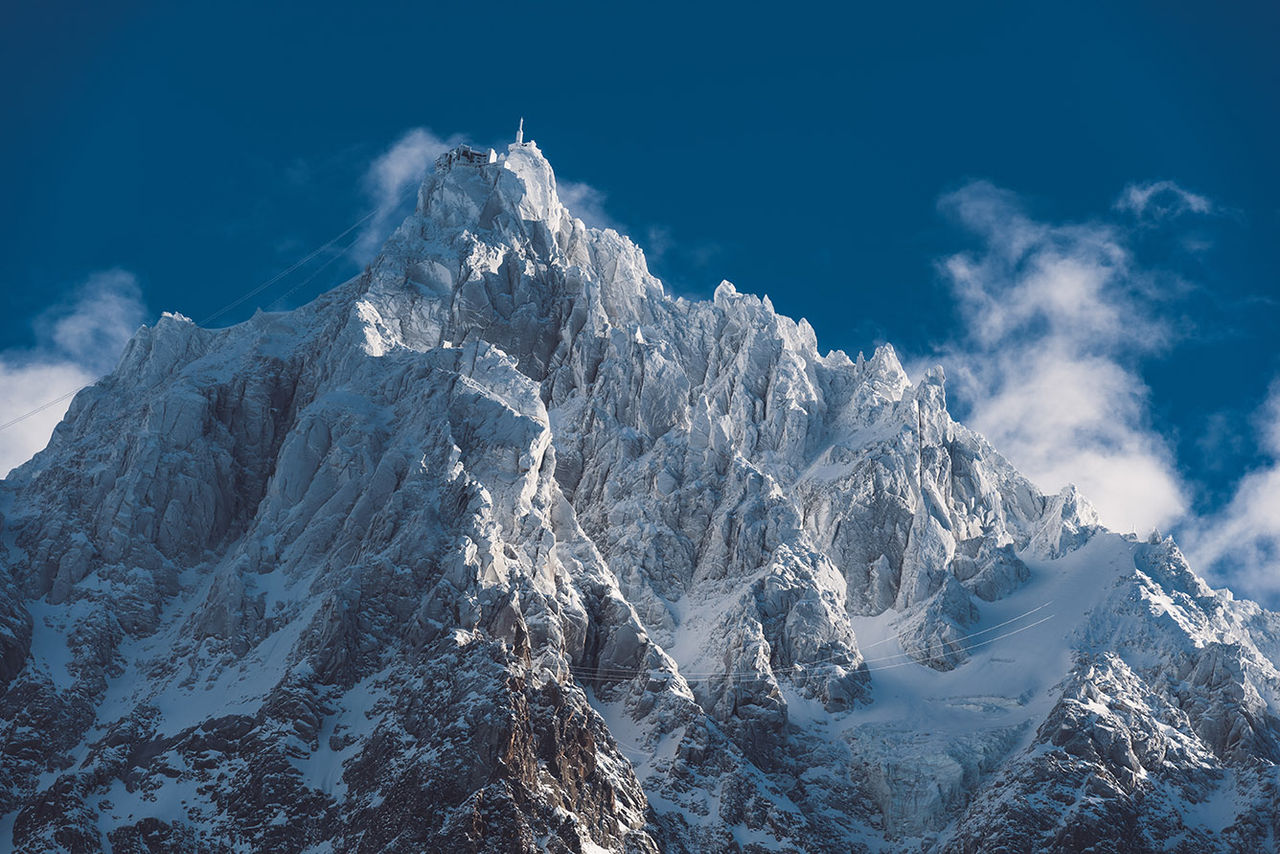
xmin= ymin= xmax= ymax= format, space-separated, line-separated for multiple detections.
xmin=0 ymin=134 xmax=1277 ymax=852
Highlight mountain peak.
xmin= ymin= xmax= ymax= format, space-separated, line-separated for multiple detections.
xmin=3 ymin=132 xmax=1279 ymax=854
xmin=413 ymin=135 xmax=576 ymax=260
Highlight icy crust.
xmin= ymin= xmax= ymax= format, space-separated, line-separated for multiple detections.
xmin=0 ymin=141 xmax=1277 ymax=852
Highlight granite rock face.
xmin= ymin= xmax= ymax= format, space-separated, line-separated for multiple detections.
xmin=1 ymin=139 xmax=1277 ymax=852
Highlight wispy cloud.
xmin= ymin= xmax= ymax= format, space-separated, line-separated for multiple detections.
xmin=643 ymin=225 xmax=675 ymax=264
xmin=558 ymin=179 xmax=618 ymax=231
xmin=931 ymin=181 xmax=1187 ymax=533
xmin=635 ymin=224 xmax=725 ymax=300
xmin=356 ymin=127 xmax=461 ymax=261
xmin=1115 ymin=179 xmax=1214 ymax=221
xmin=1184 ymin=380 xmax=1280 ymax=600
xmin=0 ymin=270 xmax=147 ymax=476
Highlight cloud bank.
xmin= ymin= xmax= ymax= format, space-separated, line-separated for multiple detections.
xmin=0 ymin=270 xmax=147 ymax=475
xmin=933 ymin=181 xmax=1188 ymax=533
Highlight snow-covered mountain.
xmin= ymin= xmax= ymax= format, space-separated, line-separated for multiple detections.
xmin=1 ymin=135 xmax=1277 ymax=853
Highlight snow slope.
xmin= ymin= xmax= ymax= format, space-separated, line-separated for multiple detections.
xmin=0 ymin=136 xmax=1277 ymax=853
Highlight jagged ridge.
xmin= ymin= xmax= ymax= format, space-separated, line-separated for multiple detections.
xmin=0 ymin=136 xmax=1277 ymax=853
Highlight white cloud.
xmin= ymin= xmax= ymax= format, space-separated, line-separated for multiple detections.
xmin=933 ymin=181 xmax=1187 ymax=533
xmin=0 ymin=270 xmax=147 ymax=476
xmin=940 ymin=180 xmax=1276 ymax=602
xmin=558 ymin=180 xmax=618 ymax=231
xmin=356 ymin=127 xmax=461 ymax=260
xmin=1184 ymin=380 xmax=1280 ymax=601
xmin=1115 ymin=180 xmax=1214 ymax=220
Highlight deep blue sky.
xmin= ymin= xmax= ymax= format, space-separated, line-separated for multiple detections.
xmin=3 ymin=2 xmax=1278 ymax=588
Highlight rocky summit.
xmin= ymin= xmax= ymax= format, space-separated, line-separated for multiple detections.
xmin=1 ymin=134 xmax=1278 ymax=853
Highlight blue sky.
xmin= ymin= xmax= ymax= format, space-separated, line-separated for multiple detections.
xmin=2 ymin=1 xmax=1278 ymax=598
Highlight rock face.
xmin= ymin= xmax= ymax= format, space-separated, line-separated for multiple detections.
xmin=1 ymin=138 xmax=1278 ymax=853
